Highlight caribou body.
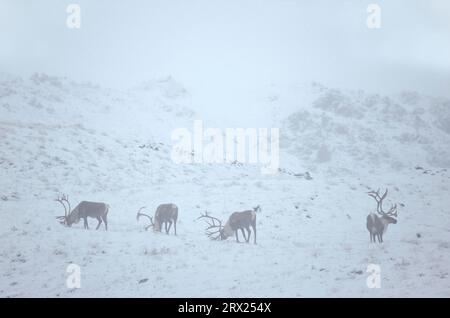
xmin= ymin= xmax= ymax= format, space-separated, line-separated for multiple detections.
xmin=137 ymin=204 xmax=178 ymax=235
xmin=366 ymin=189 xmax=398 ymax=243
xmin=198 ymin=205 xmax=260 ymax=244
xmin=56 ymin=195 xmax=109 ymax=230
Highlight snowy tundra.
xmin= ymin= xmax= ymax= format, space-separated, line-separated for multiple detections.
xmin=0 ymin=73 xmax=449 ymax=297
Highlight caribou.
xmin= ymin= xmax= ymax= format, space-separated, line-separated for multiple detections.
xmin=136 ymin=204 xmax=178 ymax=235
xmin=55 ymin=194 xmax=109 ymax=230
xmin=198 ymin=206 xmax=260 ymax=244
xmin=366 ymin=189 xmax=398 ymax=243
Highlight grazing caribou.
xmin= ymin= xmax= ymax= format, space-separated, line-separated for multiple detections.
xmin=198 ymin=205 xmax=260 ymax=244
xmin=55 ymin=194 xmax=109 ymax=230
xmin=136 ymin=204 xmax=178 ymax=235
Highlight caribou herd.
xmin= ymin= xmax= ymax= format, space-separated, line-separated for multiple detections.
xmin=55 ymin=188 xmax=399 ymax=244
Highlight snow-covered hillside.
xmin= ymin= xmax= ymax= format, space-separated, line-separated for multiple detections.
xmin=280 ymin=83 xmax=450 ymax=174
xmin=1 ymin=74 xmax=449 ymax=297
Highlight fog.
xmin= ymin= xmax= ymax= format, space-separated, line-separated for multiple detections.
xmin=1 ymin=0 xmax=450 ymax=120
xmin=2 ymin=0 xmax=450 ymax=298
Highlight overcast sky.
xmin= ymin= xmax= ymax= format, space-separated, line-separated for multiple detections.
xmin=1 ymin=0 xmax=450 ymax=104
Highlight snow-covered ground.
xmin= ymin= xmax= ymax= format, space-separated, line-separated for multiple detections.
xmin=1 ymin=73 xmax=449 ymax=297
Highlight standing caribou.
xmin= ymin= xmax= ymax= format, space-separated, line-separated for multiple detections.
xmin=366 ymin=189 xmax=398 ymax=243
xmin=55 ymin=194 xmax=109 ymax=230
xmin=198 ymin=206 xmax=260 ymax=244
xmin=136 ymin=204 xmax=178 ymax=235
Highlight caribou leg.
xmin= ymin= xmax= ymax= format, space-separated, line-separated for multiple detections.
xmin=167 ymin=221 xmax=172 ymax=234
xmin=245 ymin=227 xmax=252 ymax=243
xmin=240 ymin=228 xmax=247 ymax=242
xmin=174 ymin=220 xmax=177 ymax=235
xmin=251 ymin=219 xmax=257 ymax=244
xmin=96 ymin=217 xmax=102 ymax=230
xmin=84 ymin=217 xmax=89 ymax=229
xmin=235 ymin=230 xmax=240 ymax=243
xmin=101 ymin=214 xmax=108 ymax=231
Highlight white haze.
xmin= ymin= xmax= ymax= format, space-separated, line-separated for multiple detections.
xmin=2 ymin=1 xmax=450 ymax=298
xmin=1 ymin=0 xmax=450 ymax=125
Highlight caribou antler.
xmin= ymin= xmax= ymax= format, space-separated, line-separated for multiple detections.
xmin=55 ymin=194 xmax=71 ymax=225
xmin=136 ymin=206 xmax=154 ymax=231
xmin=368 ymin=189 xmax=398 ymax=217
xmin=197 ymin=211 xmax=223 ymax=240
